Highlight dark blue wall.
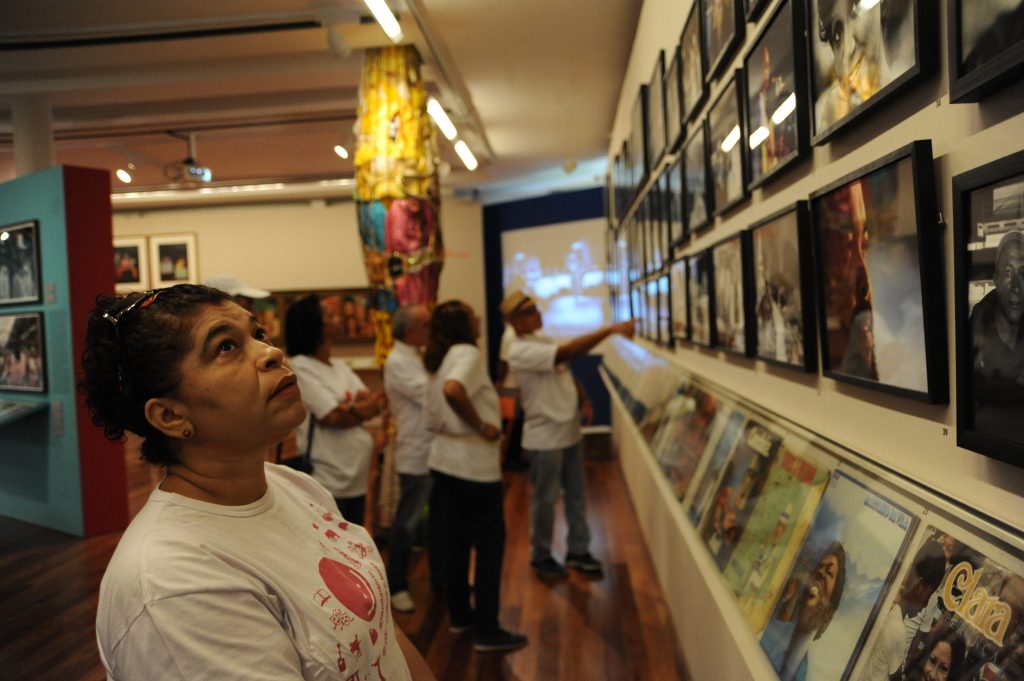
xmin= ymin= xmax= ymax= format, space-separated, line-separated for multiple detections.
xmin=482 ymin=187 xmax=611 ymax=425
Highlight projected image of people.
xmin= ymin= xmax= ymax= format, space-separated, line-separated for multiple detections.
xmin=502 ymin=221 xmax=610 ymax=340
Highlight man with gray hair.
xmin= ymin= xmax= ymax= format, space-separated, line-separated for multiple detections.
xmin=383 ymin=304 xmax=434 ymax=612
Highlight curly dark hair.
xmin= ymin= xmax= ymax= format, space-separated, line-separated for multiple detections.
xmin=284 ymin=293 xmax=323 ymax=357
xmin=78 ymin=284 xmax=232 ymax=465
xmin=423 ymin=300 xmax=476 ymax=373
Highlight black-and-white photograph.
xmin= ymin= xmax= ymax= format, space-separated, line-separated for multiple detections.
xmin=683 ymin=122 xmax=712 ymax=233
xmin=0 ymin=220 xmax=41 ymax=306
xmin=704 ymin=0 xmax=743 ymax=81
xmin=708 ymin=73 xmax=747 ymax=216
xmin=689 ymin=250 xmax=713 ymax=346
xmin=948 ymin=0 xmax=1024 ymax=101
xmin=712 ymin=233 xmax=747 ymax=355
xmin=0 ymin=312 xmax=45 ymax=393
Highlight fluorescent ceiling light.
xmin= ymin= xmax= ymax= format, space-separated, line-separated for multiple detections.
xmin=116 ymin=167 xmax=133 ymax=183
xmin=748 ymin=126 xmax=770 ymax=150
xmin=334 ymin=144 xmax=349 ymax=159
xmin=721 ymin=125 xmax=741 ymax=153
xmin=427 ymin=98 xmax=458 ymax=140
xmin=363 ymin=0 xmax=404 ymax=43
xmin=771 ymin=93 xmax=797 ymax=125
xmin=453 ymin=140 xmax=478 ymax=171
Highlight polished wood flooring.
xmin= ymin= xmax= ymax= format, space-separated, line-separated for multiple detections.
xmin=0 ymin=447 xmax=690 ymax=681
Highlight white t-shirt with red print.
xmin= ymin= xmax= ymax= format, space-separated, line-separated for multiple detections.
xmin=96 ymin=464 xmax=411 ymax=681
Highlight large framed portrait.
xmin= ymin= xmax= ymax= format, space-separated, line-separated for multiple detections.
xmin=689 ymin=249 xmax=714 ymax=347
xmin=952 ymin=149 xmax=1024 ymax=467
xmin=748 ymin=202 xmax=817 ymax=371
xmin=113 ymin=236 xmax=150 ymax=293
xmin=0 ymin=220 xmax=41 ymax=306
xmin=947 ymin=0 xmax=1024 ymax=102
xmin=711 ymin=232 xmax=751 ymax=356
xmin=743 ymin=0 xmax=809 ymax=191
xmin=703 ymin=0 xmax=745 ymax=83
xmin=670 ymin=257 xmax=690 ymax=342
xmin=665 ymin=158 xmax=686 ymax=246
xmin=808 ymin=0 xmax=937 ymax=145
xmin=682 ymin=1 xmax=709 ymax=123
xmin=810 ymin=141 xmax=948 ymax=403
xmin=0 ymin=312 xmax=45 ymax=393
xmin=665 ymin=46 xmax=684 ymax=154
xmin=647 ymin=50 xmax=668 ymax=171
xmin=683 ymin=121 xmax=713 ymax=233
xmin=149 ymin=233 xmax=199 ymax=286
xmin=708 ymin=72 xmax=749 ymax=217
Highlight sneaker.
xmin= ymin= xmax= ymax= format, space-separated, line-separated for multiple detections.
xmin=530 ymin=556 xmax=567 ymax=578
xmin=473 ymin=628 xmax=528 ymax=652
xmin=391 ymin=590 xmax=414 ymax=613
xmin=565 ymin=552 xmax=603 ymax=573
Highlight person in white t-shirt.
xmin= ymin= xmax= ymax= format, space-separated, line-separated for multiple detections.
xmin=382 ymin=304 xmax=434 ymax=613
xmin=496 ymin=323 xmax=529 ymax=471
xmin=79 ymin=284 xmax=434 ymax=681
xmin=423 ymin=300 xmax=528 ymax=653
xmin=285 ymin=293 xmax=385 ymax=526
xmin=501 ymin=289 xmax=635 ymax=578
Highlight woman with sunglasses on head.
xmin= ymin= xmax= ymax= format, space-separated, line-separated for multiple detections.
xmin=80 ymin=285 xmax=434 ymax=681
xmin=423 ymin=300 xmax=528 ymax=653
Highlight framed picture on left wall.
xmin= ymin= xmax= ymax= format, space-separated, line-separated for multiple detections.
xmin=0 ymin=220 xmax=41 ymax=306
xmin=149 ymin=233 xmax=199 ymax=286
xmin=113 ymin=236 xmax=150 ymax=293
xmin=0 ymin=312 xmax=45 ymax=393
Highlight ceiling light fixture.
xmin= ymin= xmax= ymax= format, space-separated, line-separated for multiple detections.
xmin=427 ymin=98 xmax=458 ymax=140
xmin=453 ymin=140 xmax=478 ymax=171
xmin=363 ymin=0 xmax=404 ymax=43
xmin=334 ymin=144 xmax=350 ymax=159
xmin=115 ymin=163 xmax=135 ymax=184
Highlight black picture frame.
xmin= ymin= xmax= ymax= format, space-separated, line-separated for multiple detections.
xmin=807 ymin=0 xmax=937 ymax=145
xmin=0 ymin=220 xmax=42 ymax=307
xmin=810 ymin=140 xmax=948 ymax=403
xmin=711 ymin=232 xmax=752 ymax=356
xmin=708 ymin=72 xmax=749 ymax=217
xmin=748 ymin=202 xmax=818 ymax=372
xmin=666 ymin=157 xmax=686 ymax=246
xmin=946 ymin=0 xmax=1024 ymax=102
xmin=665 ymin=46 xmax=685 ymax=154
xmin=689 ymin=249 xmax=715 ymax=347
xmin=952 ymin=149 xmax=1024 ymax=468
xmin=682 ymin=2 xmax=709 ymax=124
xmin=630 ymin=84 xmax=650 ymax=198
xmin=745 ymin=0 xmax=772 ymax=22
xmin=682 ymin=121 xmax=714 ymax=234
xmin=648 ymin=50 xmax=668 ymax=171
xmin=0 ymin=312 xmax=46 ymax=393
xmin=670 ymin=257 xmax=691 ymax=342
xmin=743 ymin=0 xmax=809 ymax=191
xmin=703 ymin=0 xmax=745 ymax=84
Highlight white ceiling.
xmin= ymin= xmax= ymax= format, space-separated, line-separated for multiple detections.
xmin=0 ymin=0 xmax=641 ymax=206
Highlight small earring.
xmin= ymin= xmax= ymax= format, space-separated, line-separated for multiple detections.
xmin=182 ymin=428 xmax=193 ymax=439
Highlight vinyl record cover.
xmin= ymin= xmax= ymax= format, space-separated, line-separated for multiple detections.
xmin=654 ymin=386 xmax=722 ymax=499
xmin=688 ymin=410 xmax=747 ymax=525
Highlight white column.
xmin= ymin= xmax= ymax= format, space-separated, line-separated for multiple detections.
xmin=12 ymin=95 xmax=55 ymax=176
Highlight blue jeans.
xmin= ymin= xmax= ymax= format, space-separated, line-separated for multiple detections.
xmin=386 ymin=473 xmax=433 ymax=593
xmin=527 ymin=442 xmax=591 ymax=561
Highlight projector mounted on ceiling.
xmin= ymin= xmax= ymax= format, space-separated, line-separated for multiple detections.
xmin=164 ymin=132 xmax=213 ymax=184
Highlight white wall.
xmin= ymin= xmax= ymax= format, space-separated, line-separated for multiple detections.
xmin=113 ymin=197 xmax=489 ymax=361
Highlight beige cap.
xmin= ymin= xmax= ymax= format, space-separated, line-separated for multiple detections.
xmin=500 ymin=289 xmax=535 ymax=317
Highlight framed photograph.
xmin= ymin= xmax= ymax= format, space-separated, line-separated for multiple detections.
xmin=947 ymin=0 xmax=1024 ymax=102
xmin=149 ymin=233 xmax=198 ymax=286
xmin=631 ymin=284 xmax=645 ymax=337
xmin=275 ymin=288 xmax=376 ymax=346
xmin=647 ymin=278 xmax=661 ymax=343
xmin=630 ymin=84 xmax=650 ymax=196
xmin=647 ymin=50 xmax=668 ymax=171
xmin=682 ymin=2 xmax=709 ymax=123
xmin=689 ymin=249 xmax=715 ymax=347
xmin=808 ymin=0 xmax=937 ymax=145
xmin=683 ymin=121 xmax=713 ymax=233
xmin=658 ymin=273 xmax=672 ymax=346
xmin=665 ymin=158 xmax=686 ymax=246
xmin=113 ymin=236 xmax=149 ymax=293
xmin=810 ymin=141 xmax=948 ymax=403
xmin=665 ymin=46 xmax=684 ymax=153
xmin=648 ymin=190 xmax=665 ymax=273
xmin=708 ymin=72 xmax=749 ymax=217
xmin=749 ymin=202 xmax=817 ymax=371
xmin=953 ymin=149 xmax=1024 ymax=467
xmin=703 ymin=0 xmax=745 ymax=83
xmin=0 ymin=312 xmax=45 ymax=393
xmin=0 ymin=220 xmax=41 ymax=306
xmin=743 ymin=0 xmax=809 ymax=191
xmin=711 ymin=232 xmax=752 ymax=356
xmin=670 ymin=257 xmax=690 ymax=342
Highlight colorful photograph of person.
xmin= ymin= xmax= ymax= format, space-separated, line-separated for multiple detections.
xmin=0 ymin=313 xmax=45 ymax=392
xmin=814 ymin=157 xmax=928 ymax=392
xmin=810 ymin=0 xmax=917 ymax=137
xmin=760 ymin=470 xmax=915 ymax=681
xmin=114 ymin=245 xmax=142 ymax=285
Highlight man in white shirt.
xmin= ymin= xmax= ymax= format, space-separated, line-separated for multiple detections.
xmin=501 ymin=290 xmax=635 ymax=578
xmin=383 ymin=305 xmax=434 ymax=613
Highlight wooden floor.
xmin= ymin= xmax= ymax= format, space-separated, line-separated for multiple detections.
xmin=0 ymin=448 xmax=690 ymax=681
